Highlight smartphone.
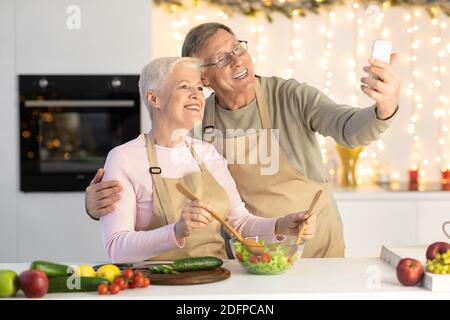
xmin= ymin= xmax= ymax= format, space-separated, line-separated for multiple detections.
xmin=371 ymin=39 xmax=392 ymax=64
xmin=370 ymin=39 xmax=392 ymax=81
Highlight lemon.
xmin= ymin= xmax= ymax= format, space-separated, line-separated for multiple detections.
xmin=77 ymin=265 xmax=97 ymax=277
xmin=96 ymin=264 xmax=121 ymax=283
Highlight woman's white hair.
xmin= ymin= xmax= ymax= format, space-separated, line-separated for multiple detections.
xmin=138 ymin=57 xmax=201 ymax=119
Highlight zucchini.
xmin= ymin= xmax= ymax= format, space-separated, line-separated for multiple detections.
xmin=172 ymin=256 xmax=223 ymax=272
xmin=48 ymin=276 xmax=108 ymax=293
xmin=30 ymin=261 xmax=72 ymax=277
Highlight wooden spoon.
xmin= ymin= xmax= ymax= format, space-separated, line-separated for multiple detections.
xmin=295 ymin=190 xmax=323 ymax=245
xmin=176 ymin=182 xmax=265 ymax=256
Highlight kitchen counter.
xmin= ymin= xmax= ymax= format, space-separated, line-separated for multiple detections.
xmin=2 ymin=257 xmax=449 ymax=300
xmin=331 ymin=183 xmax=450 ymax=201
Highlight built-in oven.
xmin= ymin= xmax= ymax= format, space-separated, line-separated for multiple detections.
xmin=19 ymin=75 xmax=140 ymax=192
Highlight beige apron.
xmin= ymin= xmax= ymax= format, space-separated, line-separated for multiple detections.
xmin=203 ymin=80 xmax=345 ymax=258
xmin=144 ymin=133 xmax=228 ymax=260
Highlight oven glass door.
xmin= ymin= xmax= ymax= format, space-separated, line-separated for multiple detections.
xmin=21 ymin=99 xmax=139 ymax=191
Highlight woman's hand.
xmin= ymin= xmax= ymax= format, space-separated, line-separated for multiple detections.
xmin=174 ymin=200 xmax=214 ymax=241
xmin=275 ymin=212 xmax=317 ymax=241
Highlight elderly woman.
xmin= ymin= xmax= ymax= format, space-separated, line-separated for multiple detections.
xmin=100 ymin=57 xmax=316 ymax=263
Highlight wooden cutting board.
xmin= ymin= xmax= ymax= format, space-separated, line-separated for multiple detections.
xmin=140 ymin=267 xmax=230 ymax=285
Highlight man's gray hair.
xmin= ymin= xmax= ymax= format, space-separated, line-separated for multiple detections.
xmin=139 ymin=57 xmax=200 ymax=118
xmin=182 ymin=22 xmax=235 ymax=58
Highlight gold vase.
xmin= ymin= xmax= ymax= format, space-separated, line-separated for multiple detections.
xmin=336 ymin=144 xmax=364 ymax=187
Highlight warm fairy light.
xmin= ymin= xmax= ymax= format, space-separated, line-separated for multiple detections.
xmin=217 ymin=11 xmax=228 ymax=20
xmin=287 ymin=13 xmax=302 ymax=78
xmin=171 ymin=14 xmax=188 ymax=55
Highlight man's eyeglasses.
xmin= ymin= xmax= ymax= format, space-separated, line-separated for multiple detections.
xmin=201 ymin=40 xmax=248 ymax=69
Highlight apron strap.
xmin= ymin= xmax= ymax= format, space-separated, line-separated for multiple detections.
xmin=145 ymin=133 xmax=174 ymax=225
xmin=187 ymin=141 xmax=208 ymax=172
xmin=254 ymin=79 xmax=272 ymax=130
xmin=203 ymin=95 xmax=216 ymax=143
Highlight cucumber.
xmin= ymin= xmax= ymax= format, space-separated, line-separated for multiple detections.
xmin=173 ymin=256 xmax=223 ymax=272
xmin=48 ymin=276 xmax=109 ymax=293
xmin=30 ymin=261 xmax=72 ymax=277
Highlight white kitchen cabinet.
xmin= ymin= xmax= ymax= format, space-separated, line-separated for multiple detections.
xmin=15 ymin=0 xmax=152 ymax=74
xmin=417 ymin=201 xmax=450 ymax=245
xmin=338 ymin=201 xmax=417 ymax=257
xmin=334 ymin=185 xmax=450 ymax=257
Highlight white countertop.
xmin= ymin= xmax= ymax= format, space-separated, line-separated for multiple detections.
xmin=2 ymin=258 xmax=449 ymax=300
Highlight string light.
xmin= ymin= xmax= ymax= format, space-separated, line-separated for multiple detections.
xmin=171 ymin=9 xmax=188 ymax=55
xmin=251 ymin=14 xmax=266 ymax=69
xmin=432 ymin=13 xmax=449 ymax=168
xmin=287 ymin=10 xmax=302 ymax=78
xmin=405 ymin=9 xmax=426 ymax=181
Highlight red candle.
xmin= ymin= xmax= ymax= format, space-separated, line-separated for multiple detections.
xmin=408 ymin=168 xmax=419 ymax=183
xmin=442 ymin=168 xmax=450 ymax=180
xmin=441 ymin=167 xmax=450 ymax=191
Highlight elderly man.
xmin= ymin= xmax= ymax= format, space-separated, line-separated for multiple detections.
xmin=85 ymin=23 xmax=400 ymax=258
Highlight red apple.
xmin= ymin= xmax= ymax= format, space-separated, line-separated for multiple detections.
xmin=19 ymin=270 xmax=48 ymax=298
xmin=396 ymin=258 xmax=424 ymax=286
xmin=426 ymin=242 xmax=450 ymax=260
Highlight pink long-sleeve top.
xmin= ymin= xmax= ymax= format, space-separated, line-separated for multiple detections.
xmin=100 ymin=134 xmax=278 ymax=263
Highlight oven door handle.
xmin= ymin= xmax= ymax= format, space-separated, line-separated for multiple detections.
xmin=24 ymin=100 xmax=135 ymax=108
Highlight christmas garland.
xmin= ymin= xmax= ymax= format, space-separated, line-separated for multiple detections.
xmin=154 ymin=0 xmax=450 ymax=21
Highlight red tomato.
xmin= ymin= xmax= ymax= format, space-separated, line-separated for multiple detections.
xmin=134 ymin=271 xmax=144 ymax=279
xmin=122 ymin=269 xmax=134 ymax=280
xmin=108 ymin=284 xmax=120 ymax=295
xmin=260 ymin=253 xmax=272 ymax=263
xmin=133 ymin=276 xmax=145 ymax=288
xmin=114 ymin=277 xmax=127 ymax=290
xmin=143 ymin=278 xmax=150 ymax=288
xmin=97 ymin=284 xmax=108 ymax=295
xmin=249 ymin=255 xmax=259 ymax=264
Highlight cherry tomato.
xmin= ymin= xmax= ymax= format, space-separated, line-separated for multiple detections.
xmin=143 ymin=278 xmax=150 ymax=288
xmin=97 ymin=284 xmax=108 ymax=295
xmin=123 ymin=269 xmax=134 ymax=280
xmin=249 ymin=255 xmax=259 ymax=264
xmin=133 ymin=276 xmax=145 ymax=288
xmin=109 ymin=284 xmax=120 ymax=295
xmin=260 ymin=253 xmax=272 ymax=263
xmin=128 ymin=281 xmax=137 ymax=289
xmin=114 ymin=277 xmax=126 ymax=290
xmin=134 ymin=271 xmax=144 ymax=279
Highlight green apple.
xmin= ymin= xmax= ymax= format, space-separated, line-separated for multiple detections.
xmin=0 ymin=270 xmax=19 ymax=298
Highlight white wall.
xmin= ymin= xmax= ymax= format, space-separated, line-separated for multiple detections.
xmin=0 ymin=0 xmax=19 ymax=262
xmin=0 ymin=0 xmax=152 ymax=263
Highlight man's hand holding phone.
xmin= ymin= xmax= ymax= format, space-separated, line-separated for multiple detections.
xmin=361 ymin=39 xmax=401 ymax=120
